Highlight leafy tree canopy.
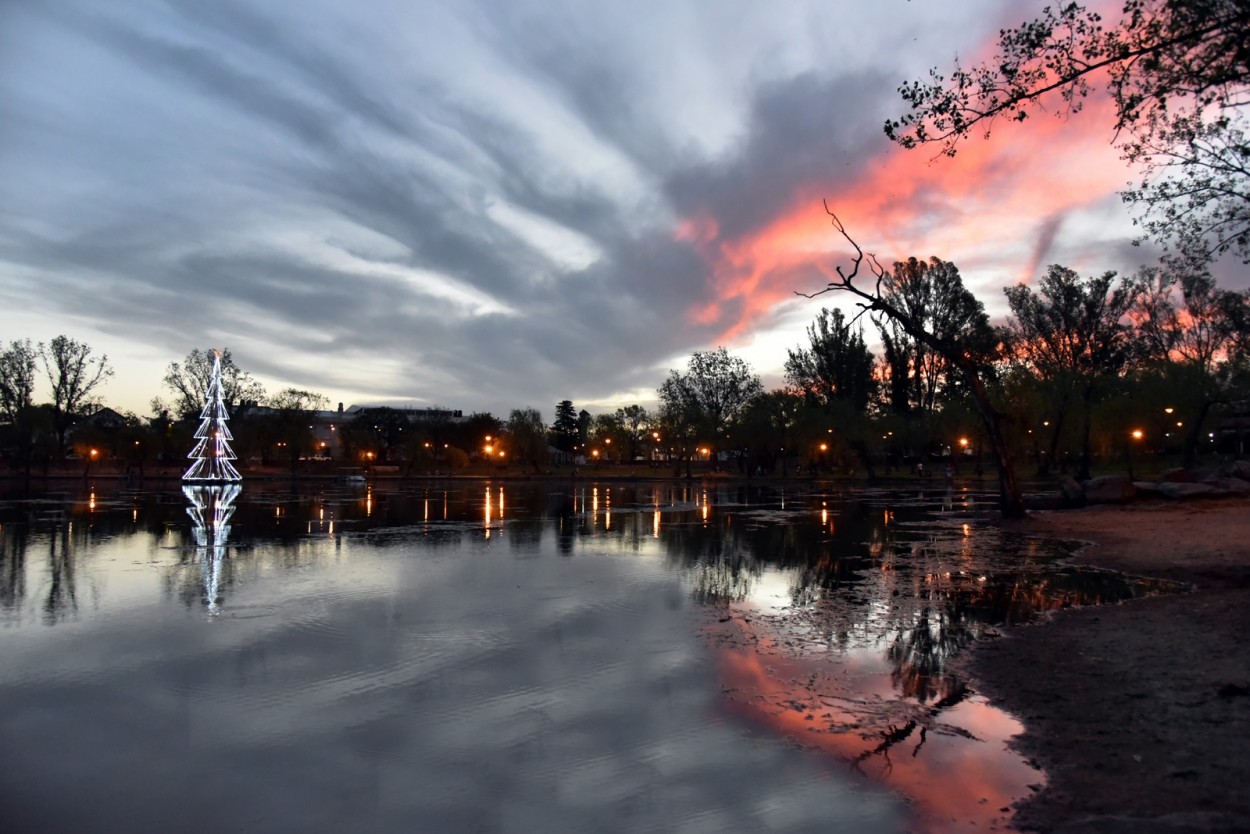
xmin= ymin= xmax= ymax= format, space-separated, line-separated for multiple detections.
xmin=886 ymin=1 xmax=1250 ymax=264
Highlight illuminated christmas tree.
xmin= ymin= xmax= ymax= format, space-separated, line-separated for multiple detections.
xmin=182 ymin=350 xmax=243 ymax=482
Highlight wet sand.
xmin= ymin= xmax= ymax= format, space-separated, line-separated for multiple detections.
xmin=967 ymin=498 xmax=1250 ymax=833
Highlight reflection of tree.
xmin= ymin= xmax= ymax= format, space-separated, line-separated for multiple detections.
xmin=44 ymin=524 xmax=76 ymax=624
xmin=0 ymin=519 xmax=28 ymax=611
xmin=184 ymin=484 xmax=241 ymax=615
xmin=886 ymin=605 xmax=973 ymax=704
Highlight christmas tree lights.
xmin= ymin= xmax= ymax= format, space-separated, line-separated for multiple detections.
xmin=182 ymin=350 xmax=243 ymax=482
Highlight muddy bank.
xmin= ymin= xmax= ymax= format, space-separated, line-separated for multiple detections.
xmin=964 ymin=499 xmax=1250 ymax=833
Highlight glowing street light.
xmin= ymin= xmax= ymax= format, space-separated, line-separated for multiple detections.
xmin=1128 ymin=429 xmax=1143 ymax=479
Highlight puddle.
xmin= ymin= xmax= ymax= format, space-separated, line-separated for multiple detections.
xmin=688 ymin=498 xmax=1183 ymax=832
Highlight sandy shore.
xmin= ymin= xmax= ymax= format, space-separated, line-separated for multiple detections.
xmin=963 ymin=498 xmax=1250 ymax=833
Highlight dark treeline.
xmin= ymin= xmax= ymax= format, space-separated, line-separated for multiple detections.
xmin=2 ymin=257 xmax=1246 ymax=496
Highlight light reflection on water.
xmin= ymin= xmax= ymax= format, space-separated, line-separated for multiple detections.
xmin=0 ymin=482 xmax=1178 ymax=833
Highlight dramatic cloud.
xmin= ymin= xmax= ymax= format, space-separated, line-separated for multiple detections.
xmin=0 ymin=0 xmax=1210 ymax=418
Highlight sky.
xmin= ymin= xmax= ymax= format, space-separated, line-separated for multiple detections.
xmin=0 ymin=0 xmax=1222 ymax=420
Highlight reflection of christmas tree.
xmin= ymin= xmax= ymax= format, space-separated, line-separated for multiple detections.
xmin=182 ymin=350 xmax=242 ymax=482
xmin=184 ymin=483 xmax=241 ymax=615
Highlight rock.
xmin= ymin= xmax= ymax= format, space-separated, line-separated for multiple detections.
xmin=1227 ymin=459 xmax=1250 ymax=482
xmin=1083 ymin=475 xmax=1137 ymax=504
xmin=1200 ymin=476 xmax=1250 ymax=494
xmin=1026 ymin=493 xmax=1065 ymax=510
xmin=1159 ymin=467 xmax=1195 ymax=483
xmin=1154 ymin=481 xmax=1218 ymax=500
xmin=1132 ymin=481 xmax=1164 ymax=497
xmin=1058 ymin=475 xmax=1085 ymax=506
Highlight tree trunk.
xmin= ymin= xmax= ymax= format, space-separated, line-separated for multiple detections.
xmin=1041 ymin=390 xmax=1070 ymax=477
xmin=1077 ymin=392 xmax=1094 ymax=482
xmin=851 ymin=439 xmax=877 ymax=481
xmin=1183 ymin=399 xmax=1217 ymax=470
xmin=961 ymin=367 xmax=1026 ymax=518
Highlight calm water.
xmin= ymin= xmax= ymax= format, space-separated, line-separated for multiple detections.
xmin=0 ymin=481 xmax=1177 ymax=833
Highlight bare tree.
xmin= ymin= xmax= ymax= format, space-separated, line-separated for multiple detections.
xmin=801 ymin=204 xmax=1025 ymax=518
xmin=163 ymin=347 xmax=266 ymax=419
xmin=40 ymin=335 xmax=113 ymax=457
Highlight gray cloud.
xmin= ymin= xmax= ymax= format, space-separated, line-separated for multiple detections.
xmin=2 ymin=0 xmax=1172 ymax=419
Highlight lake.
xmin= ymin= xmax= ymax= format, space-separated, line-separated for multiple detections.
xmin=0 ymin=480 xmax=1175 ymax=833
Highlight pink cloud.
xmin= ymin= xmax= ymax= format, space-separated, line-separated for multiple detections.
xmin=680 ymin=92 xmax=1132 ymax=346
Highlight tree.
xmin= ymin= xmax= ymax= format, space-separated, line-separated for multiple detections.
xmin=1131 ymin=266 xmax=1249 ymax=465
xmin=162 ymin=347 xmax=266 ymax=419
xmin=40 ymin=335 xmax=113 ymax=457
xmin=507 ymin=408 xmax=547 ymax=473
xmin=875 ymin=257 xmax=992 ymax=416
xmin=1005 ymin=265 xmax=1139 ymax=479
xmin=0 ymin=339 xmax=37 ymax=424
xmin=345 ymin=407 xmax=411 ymax=464
xmin=550 ymin=400 xmax=579 ymax=454
xmin=658 ymin=347 xmax=763 ymax=470
xmin=0 ymin=340 xmax=40 ymax=474
xmin=784 ymin=308 xmax=874 ymax=412
xmin=801 ymin=205 xmax=1025 ymax=518
xmin=731 ymin=390 xmax=803 ymax=477
xmin=785 ymin=308 xmax=878 ymax=476
xmin=588 ymin=412 xmax=627 ymax=462
xmin=266 ymin=388 xmax=328 ymax=474
xmin=614 ymin=404 xmax=652 ymax=462
xmin=885 ymin=1 xmax=1250 ymax=265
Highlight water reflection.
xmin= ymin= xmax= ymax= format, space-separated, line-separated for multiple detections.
xmin=183 ymin=484 xmax=240 ymax=615
xmin=0 ymin=482 xmax=1183 ymax=833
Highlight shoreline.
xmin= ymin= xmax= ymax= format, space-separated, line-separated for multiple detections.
xmin=966 ymin=499 xmax=1250 ymax=833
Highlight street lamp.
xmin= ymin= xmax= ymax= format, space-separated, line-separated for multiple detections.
xmin=1127 ymin=429 xmax=1143 ymax=479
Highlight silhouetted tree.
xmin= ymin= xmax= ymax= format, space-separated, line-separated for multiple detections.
xmin=550 ymin=400 xmax=579 ymax=453
xmin=40 ymin=335 xmax=113 ymax=457
xmin=267 ymin=388 xmax=328 ymax=474
xmin=801 ymin=206 xmax=1022 ymax=517
xmin=0 ymin=340 xmax=39 ymax=473
xmin=1005 ymin=265 xmax=1139 ymax=480
xmin=785 ymin=308 xmax=877 ymax=475
xmin=507 ymin=408 xmax=547 ymax=473
xmin=1131 ymin=267 xmax=1250 ymax=466
xmin=161 ymin=347 xmax=266 ymax=419
xmin=614 ymin=404 xmax=652 ymax=462
xmin=658 ymin=347 xmax=763 ymax=470
xmin=886 ymin=0 xmax=1250 ymax=266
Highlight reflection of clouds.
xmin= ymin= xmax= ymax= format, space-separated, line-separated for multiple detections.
xmin=184 ymin=484 xmax=241 ymax=615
